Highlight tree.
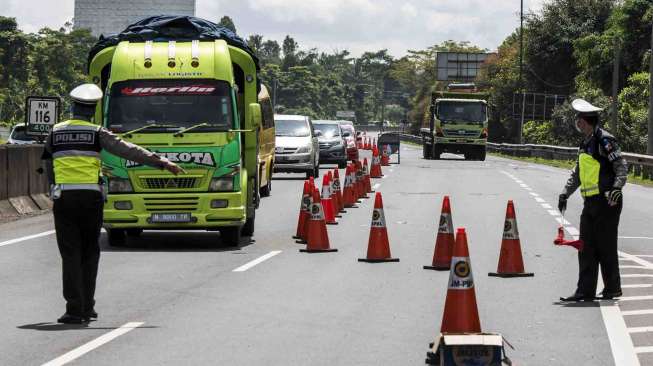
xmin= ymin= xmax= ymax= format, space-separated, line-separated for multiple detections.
xmin=247 ymin=34 xmax=263 ymax=54
xmin=217 ymin=16 xmax=237 ymax=33
xmin=281 ymin=35 xmax=299 ymax=70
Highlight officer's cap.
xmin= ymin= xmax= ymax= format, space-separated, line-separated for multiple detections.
xmin=571 ymin=99 xmax=603 ymax=116
xmin=70 ymin=84 xmax=103 ymax=105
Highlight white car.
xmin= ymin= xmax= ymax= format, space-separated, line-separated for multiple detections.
xmin=273 ymin=114 xmax=320 ymax=178
xmin=7 ymin=123 xmax=38 ymax=145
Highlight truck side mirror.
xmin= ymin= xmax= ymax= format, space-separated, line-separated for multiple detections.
xmin=248 ymin=103 xmax=261 ymax=129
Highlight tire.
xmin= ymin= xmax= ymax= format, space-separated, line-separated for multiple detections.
xmin=242 ymin=214 xmax=255 ymax=236
xmin=220 ymin=226 xmax=242 ymax=246
xmin=107 ymin=229 xmax=127 ymax=247
xmin=306 ymin=169 xmax=314 ymax=178
xmin=433 ymin=147 xmax=442 ymax=160
xmin=338 ymin=159 xmax=347 ymax=169
xmin=126 ymin=228 xmax=142 ymax=237
xmin=479 ymin=148 xmax=486 ymax=161
xmin=423 ymin=143 xmax=432 ymax=160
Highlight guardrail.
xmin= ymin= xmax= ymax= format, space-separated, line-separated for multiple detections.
xmin=0 ymin=144 xmax=51 ymax=219
xmin=386 ymin=132 xmax=653 ymax=180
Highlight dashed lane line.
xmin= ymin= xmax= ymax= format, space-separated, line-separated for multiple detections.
xmin=0 ymin=230 xmax=56 ymax=248
xmin=41 ymin=322 xmax=144 ymax=366
xmin=619 ymin=295 xmax=653 ymax=301
xmin=232 ymin=251 xmax=282 ymax=272
xmin=622 ymin=284 xmax=653 ymax=289
xmin=629 ymin=327 xmax=653 ymax=333
xmin=623 ymin=309 xmax=653 ymax=316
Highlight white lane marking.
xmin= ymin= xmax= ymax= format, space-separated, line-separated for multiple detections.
xmin=0 ymin=230 xmax=56 ymax=248
xmin=619 ymin=251 xmax=653 ymax=269
xmin=541 ymin=203 xmax=553 ymax=209
xmin=630 ymin=254 xmax=653 ymax=257
xmin=519 ymin=183 xmax=529 ymax=188
xmin=528 ymin=192 xmax=539 ymax=197
xmin=555 ymin=217 xmax=571 ymax=226
xmin=534 ymin=197 xmax=545 ymax=203
xmin=41 ymin=322 xmax=144 ymax=366
xmin=565 ymin=226 xmax=580 ymax=237
xmin=635 ymin=347 xmax=653 ymax=354
xmin=622 ymin=309 xmax=653 ymax=316
xmin=547 ymin=209 xmax=560 ymax=216
xmin=620 ymin=237 xmax=653 ymax=240
xmin=232 ymin=251 xmax=282 ymax=272
xmin=622 ymin=274 xmax=653 ymax=278
xmin=619 ymin=295 xmax=653 ymax=301
xmin=372 ymin=183 xmax=381 ymax=191
xmin=622 ymin=284 xmax=653 ymax=289
xmin=620 ymin=265 xmax=652 ymax=270
xmin=600 ymin=304 xmax=641 ymax=365
xmin=629 ymin=327 xmax=653 ymax=334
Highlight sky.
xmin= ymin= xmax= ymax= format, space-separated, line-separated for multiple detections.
xmin=3 ymin=0 xmax=545 ymax=57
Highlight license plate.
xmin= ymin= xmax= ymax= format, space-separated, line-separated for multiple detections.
xmin=150 ymin=213 xmax=192 ymax=223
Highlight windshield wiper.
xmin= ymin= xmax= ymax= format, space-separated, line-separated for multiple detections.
xmin=174 ymin=123 xmax=227 ymax=136
xmin=122 ymin=124 xmax=179 ymax=137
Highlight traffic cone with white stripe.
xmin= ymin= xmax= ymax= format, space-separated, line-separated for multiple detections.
xmin=328 ymin=171 xmax=342 ymax=218
xmin=424 ymin=196 xmax=455 ymax=270
xmin=355 ymin=160 xmax=368 ymax=199
xmin=441 ymin=228 xmax=481 ymax=333
xmin=358 ymin=192 xmax=399 ymax=262
xmin=370 ymin=146 xmax=383 ymax=178
xmin=293 ymin=180 xmax=311 ymax=240
xmin=300 ymin=188 xmax=337 ymax=253
xmin=321 ymin=174 xmax=337 ymax=225
xmin=363 ymin=158 xmax=373 ymax=193
xmin=488 ymin=200 xmax=534 ymax=277
xmin=342 ymin=164 xmax=358 ymax=208
xmin=333 ymin=168 xmax=345 ymax=213
xmin=381 ymin=145 xmax=390 ymax=166
xmin=296 ymin=177 xmax=316 ymax=244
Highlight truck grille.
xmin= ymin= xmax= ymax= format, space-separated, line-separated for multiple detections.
xmin=140 ymin=177 xmax=198 ymax=190
xmin=443 ymin=129 xmax=480 ymax=138
xmin=143 ymin=197 xmax=199 ymax=212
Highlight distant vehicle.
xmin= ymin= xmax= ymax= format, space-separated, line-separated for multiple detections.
xmin=313 ymin=120 xmax=347 ymax=168
xmin=274 ymin=114 xmax=320 ymax=178
xmin=420 ymin=83 xmax=488 ymax=161
xmin=7 ymin=123 xmax=38 ymax=145
xmin=337 ymin=120 xmax=359 ymax=160
xmin=257 ymin=85 xmax=275 ymax=197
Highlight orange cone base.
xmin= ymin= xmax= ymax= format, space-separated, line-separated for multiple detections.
xmin=345 ymin=204 xmax=359 ymax=208
xmin=488 ymin=271 xmax=534 ymax=277
xmin=295 ymin=239 xmax=307 ymax=244
xmin=358 ymin=257 xmax=399 ymax=263
xmin=326 ymin=222 xmax=339 ymax=226
xmin=423 ymin=264 xmax=450 ymax=271
xmin=300 ymin=248 xmax=338 ymax=253
xmin=292 ymin=235 xmax=301 ymax=239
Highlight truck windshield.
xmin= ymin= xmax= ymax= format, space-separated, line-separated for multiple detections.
xmin=313 ymin=124 xmax=340 ymax=138
xmin=275 ymin=120 xmax=310 ymax=137
xmin=107 ymin=79 xmax=234 ymax=132
xmin=438 ymin=102 xmax=486 ymax=124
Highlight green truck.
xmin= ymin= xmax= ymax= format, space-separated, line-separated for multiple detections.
xmin=420 ymin=84 xmax=489 ymax=161
xmin=88 ymin=17 xmax=262 ymax=246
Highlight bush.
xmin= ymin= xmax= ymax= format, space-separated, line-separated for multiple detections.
xmin=522 ymin=120 xmax=558 ymax=145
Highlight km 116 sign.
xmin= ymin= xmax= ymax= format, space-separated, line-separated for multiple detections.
xmin=25 ymin=96 xmax=61 ymax=137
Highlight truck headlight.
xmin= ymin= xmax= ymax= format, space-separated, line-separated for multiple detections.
xmin=108 ymin=178 xmax=133 ymax=193
xmin=296 ymin=145 xmax=311 ymax=154
xmin=209 ymin=177 xmax=234 ymax=192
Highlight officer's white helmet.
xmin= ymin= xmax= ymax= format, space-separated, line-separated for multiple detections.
xmin=571 ymin=98 xmax=602 ymax=132
xmin=70 ymin=84 xmax=103 ymax=105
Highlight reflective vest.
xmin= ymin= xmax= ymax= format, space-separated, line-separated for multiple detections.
xmin=50 ymin=119 xmax=102 ymax=186
xmin=579 ymin=153 xmax=600 ymax=197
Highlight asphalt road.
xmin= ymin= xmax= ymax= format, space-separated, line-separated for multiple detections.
xmin=1 ymin=142 xmax=653 ymax=365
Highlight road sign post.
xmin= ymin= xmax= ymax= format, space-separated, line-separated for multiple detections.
xmin=25 ymin=96 xmax=60 ymax=139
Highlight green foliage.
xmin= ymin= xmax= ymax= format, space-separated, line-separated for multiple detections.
xmin=217 ymin=16 xmax=237 ymax=33
xmin=522 ymin=120 xmax=557 ymax=145
xmin=618 ymin=72 xmax=650 ymax=153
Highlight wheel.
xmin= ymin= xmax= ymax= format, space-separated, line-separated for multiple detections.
xmin=126 ymin=228 xmax=142 ymax=237
xmin=220 ymin=226 xmax=242 ymax=246
xmin=260 ymin=172 xmax=271 ymax=197
xmin=313 ymin=165 xmax=320 ymax=178
xmin=107 ymin=229 xmax=127 ymax=247
xmin=338 ymin=159 xmax=347 ymax=169
xmin=479 ymin=148 xmax=486 ymax=161
xmin=423 ymin=143 xmax=432 ymax=159
xmin=242 ymin=214 xmax=255 ymax=236
xmin=433 ymin=147 xmax=442 ymax=160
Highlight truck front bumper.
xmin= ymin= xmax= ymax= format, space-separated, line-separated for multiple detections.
xmin=103 ymin=192 xmax=246 ymax=229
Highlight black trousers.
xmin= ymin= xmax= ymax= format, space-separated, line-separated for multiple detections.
xmin=577 ymin=195 xmax=623 ymax=295
xmin=53 ymin=190 xmax=104 ymax=316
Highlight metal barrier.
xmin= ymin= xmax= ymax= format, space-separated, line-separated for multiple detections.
xmin=0 ymin=144 xmax=51 ymax=218
xmin=393 ymin=133 xmax=653 ymax=180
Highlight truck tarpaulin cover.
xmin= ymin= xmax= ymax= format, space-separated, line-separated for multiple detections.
xmin=88 ymin=15 xmax=259 ymax=71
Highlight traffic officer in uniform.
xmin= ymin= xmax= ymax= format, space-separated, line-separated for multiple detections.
xmin=43 ymin=84 xmax=184 ymax=323
xmin=559 ymin=99 xmax=628 ymax=302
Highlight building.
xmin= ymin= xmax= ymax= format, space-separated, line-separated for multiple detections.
xmin=74 ymin=0 xmax=196 ymax=37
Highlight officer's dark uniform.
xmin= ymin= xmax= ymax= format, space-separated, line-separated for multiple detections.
xmin=560 ymin=121 xmax=628 ymax=301
xmin=43 ymin=84 xmax=177 ymax=323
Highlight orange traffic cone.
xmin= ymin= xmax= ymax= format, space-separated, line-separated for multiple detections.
xmin=381 ymin=145 xmax=390 ymax=166
xmin=489 ymin=200 xmax=534 ymax=277
xmin=293 ymin=180 xmax=311 ymax=240
xmin=358 ymin=192 xmax=399 ymax=263
xmin=370 ymin=147 xmax=383 ymax=178
xmin=296 ymin=177 xmax=316 ymax=244
xmin=301 ymin=188 xmax=337 ymax=253
xmin=321 ymin=174 xmax=337 ymax=225
xmin=363 ymin=158 xmax=373 ymax=193
xmin=440 ymin=228 xmax=481 ymax=333
xmin=424 ymin=196 xmax=455 ymax=270
xmin=328 ymin=171 xmax=342 ymax=218
xmin=333 ymin=168 xmax=345 ymax=213
xmin=342 ymin=164 xmax=358 ymax=208
xmin=355 ymin=160 xmax=367 ymax=199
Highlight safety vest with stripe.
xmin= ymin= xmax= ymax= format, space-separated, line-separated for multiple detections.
xmin=50 ymin=120 xmax=102 ymax=186
xmin=579 ymin=153 xmax=600 ymax=197
xmin=578 ymin=128 xmax=616 ymax=198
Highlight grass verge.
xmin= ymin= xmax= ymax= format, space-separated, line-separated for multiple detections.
xmin=490 ymin=152 xmax=653 ymax=188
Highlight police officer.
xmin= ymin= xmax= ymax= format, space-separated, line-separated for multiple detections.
xmin=559 ymin=99 xmax=628 ymax=302
xmin=43 ymin=84 xmax=183 ymax=323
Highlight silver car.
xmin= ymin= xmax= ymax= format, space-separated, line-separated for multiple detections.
xmin=273 ymin=114 xmax=320 ymax=178
xmin=7 ymin=123 xmax=38 ymax=145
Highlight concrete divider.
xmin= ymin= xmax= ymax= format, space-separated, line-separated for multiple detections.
xmin=4 ymin=145 xmax=43 ymax=215
xmin=0 ymin=146 xmax=20 ymax=219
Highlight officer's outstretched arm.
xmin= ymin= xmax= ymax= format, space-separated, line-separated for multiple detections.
xmin=98 ymin=128 xmax=183 ymax=174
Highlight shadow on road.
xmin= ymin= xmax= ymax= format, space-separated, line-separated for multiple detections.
xmin=17 ymin=322 xmax=158 ymax=332
xmin=99 ymin=232 xmax=254 ymax=252
xmin=552 ymin=300 xmax=600 ymax=308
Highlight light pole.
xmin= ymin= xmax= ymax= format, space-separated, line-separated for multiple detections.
xmin=518 ymin=0 xmax=525 ymax=144
xmin=648 ymin=21 xmax=653 ymax=156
